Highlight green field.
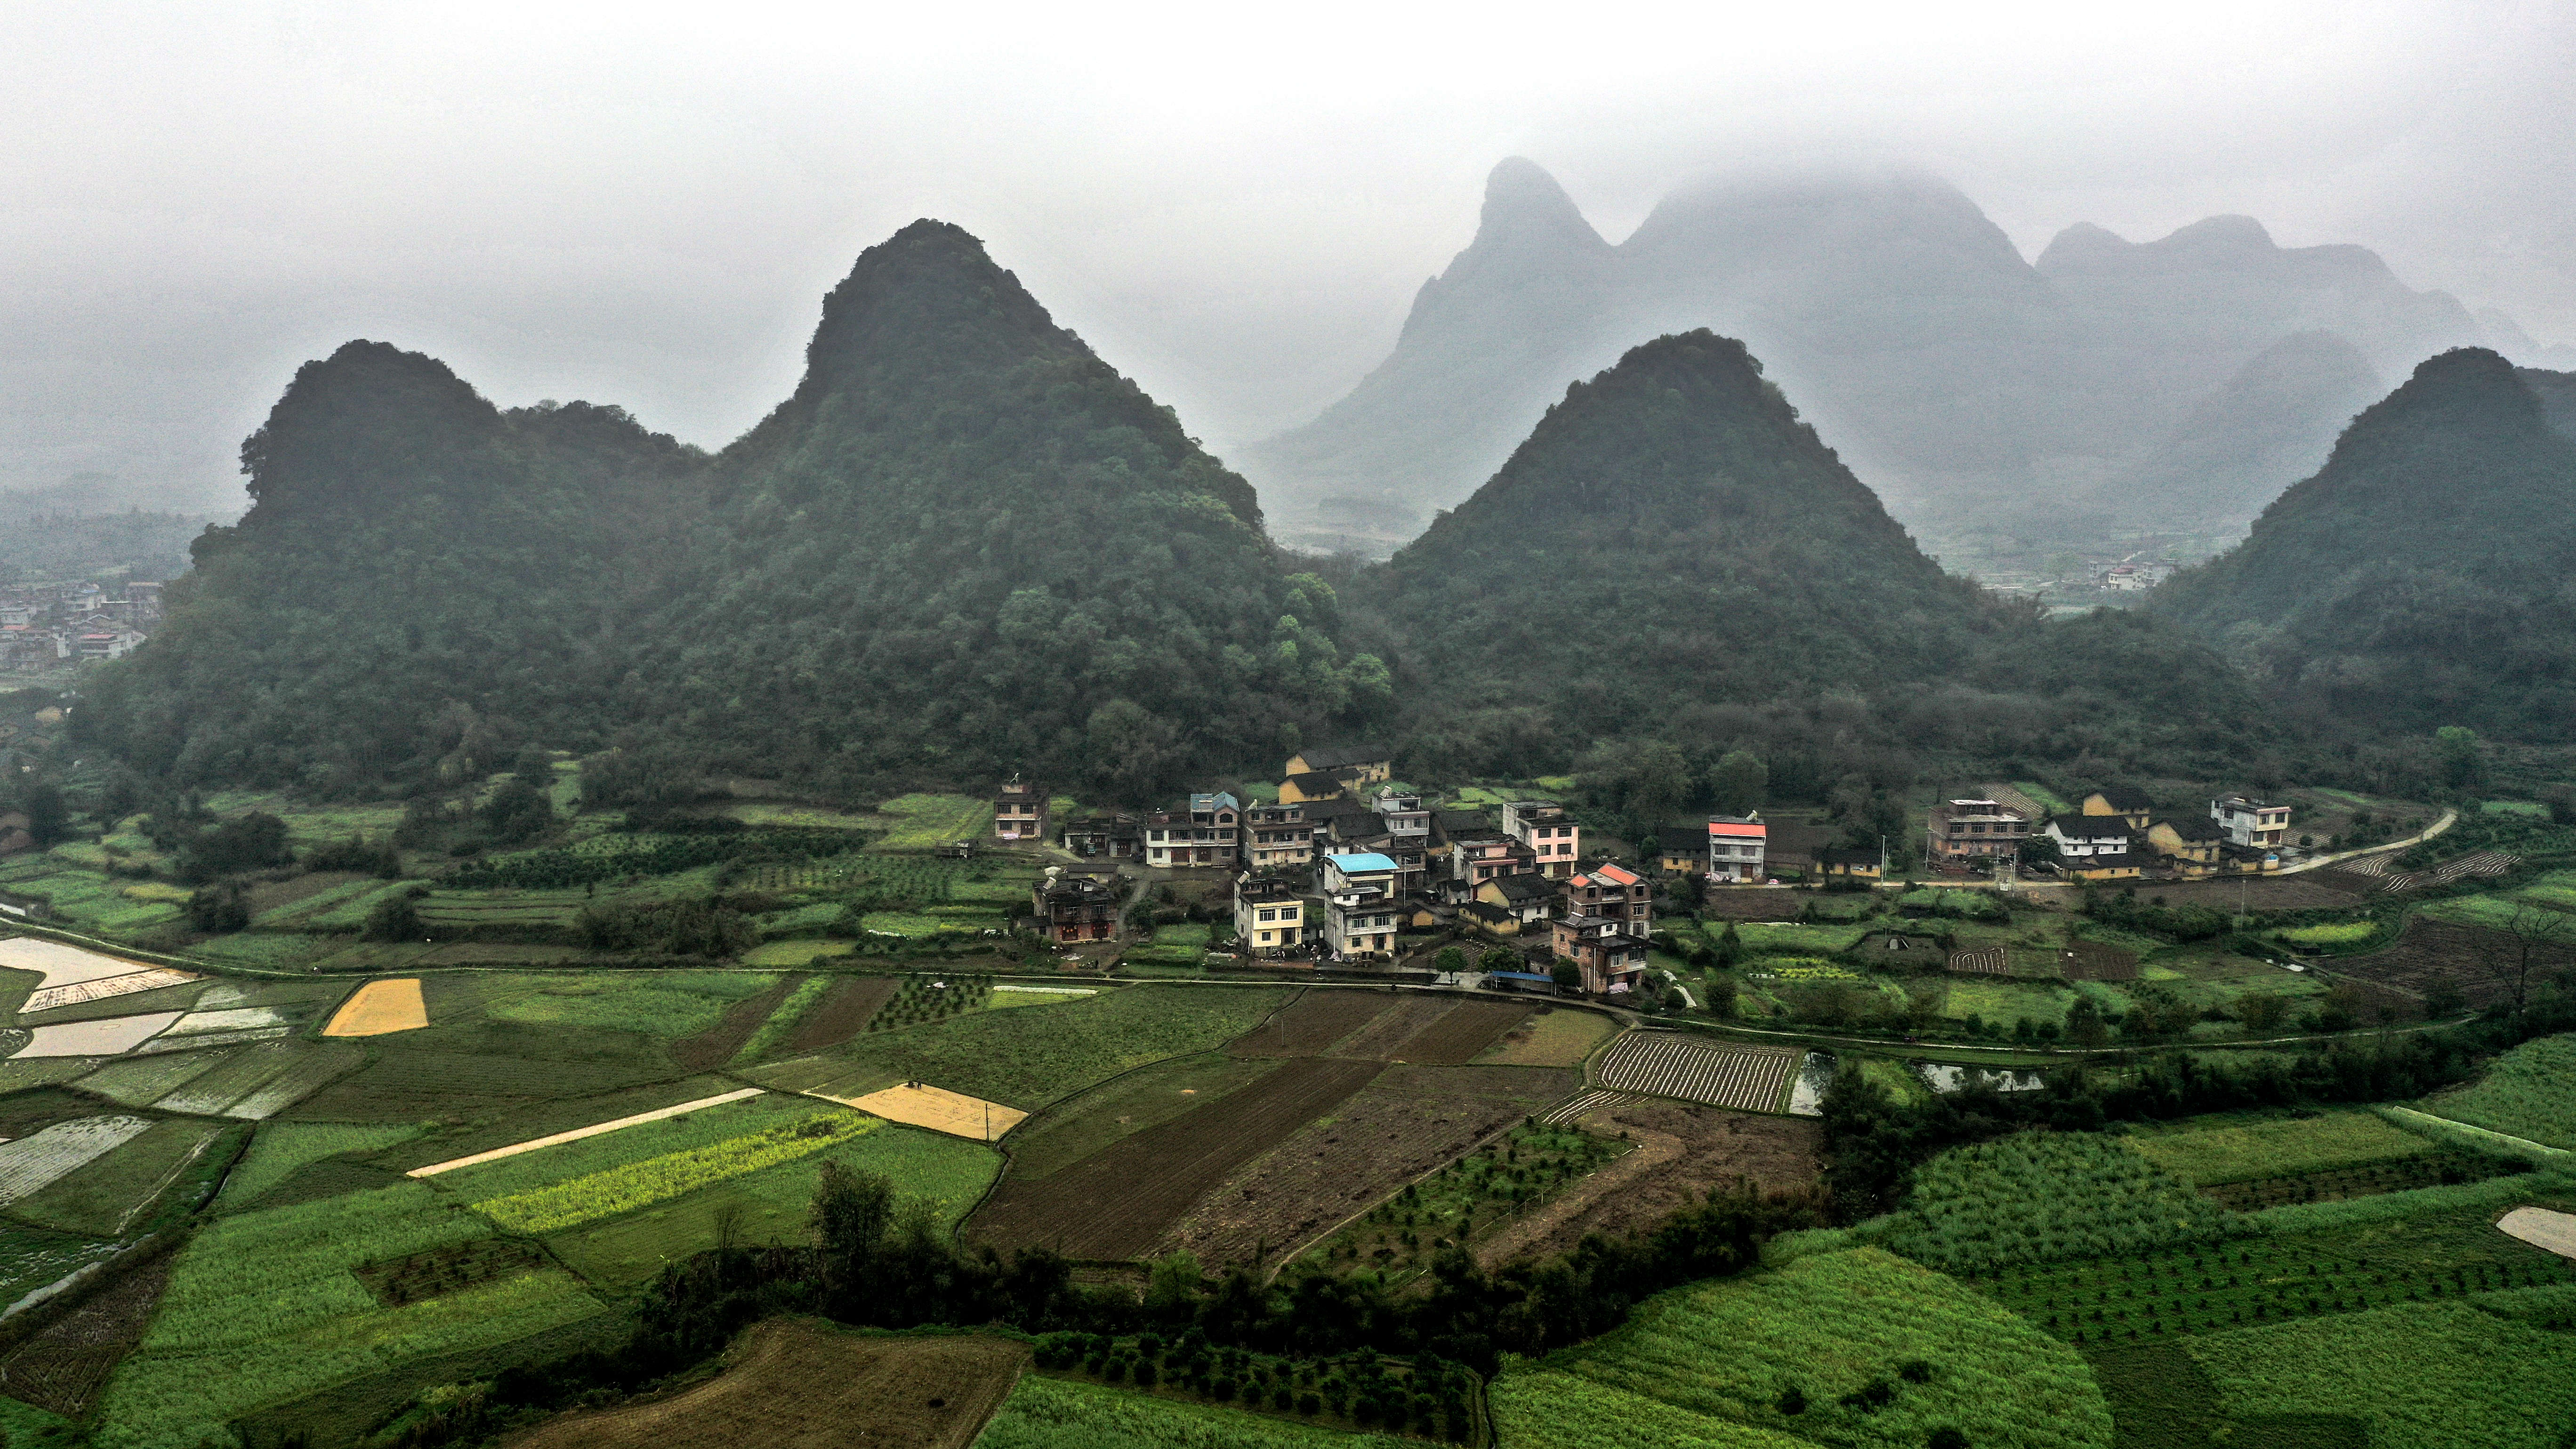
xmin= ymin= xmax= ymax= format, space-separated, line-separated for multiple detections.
xmin=218 ymin=1122 xmax=424 ymax=1212
xmin=10 ymin=1119 xmax=233 ymax=1237
xmin=470 ymin=1111 xmax=877 ymax=1233
xmin=2421 ymin=1033 xmax=2576 ymax=1148
xmin=477 ymin=970 xmax=780 ymax=1038
xmin=424 ymin=1092 xmax=831 ymax=1201
xmin=97 ymin=1183 xmax=607 ymax=1449
xmin=2184 ymin=1299 xmax=2576 ymax=1448
xmin=869 ymin=793 xmax=996 ymax=849
xmin=0 ymin=1222 xmax=121 ymax=1309
xmin=546 ymin=1124 xmax=1000 ymax=1288
xmin=1510 ymin=1248 xmax=2113 ymax=1449
xmin=2126 ymin=1110 xmax=2440 ymax=1185
xmin=744 ymin=985 xmax=1291 ymax=1110
xmin=977 ymin=1375 xmax=1409 ymax=1449
xmin=1872 ymin=1133 xmax=2244 ymax=1274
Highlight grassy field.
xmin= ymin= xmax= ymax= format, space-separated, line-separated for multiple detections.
xmin=98 ymin=1183 xmax=607 ymax=1449
xmin=9 ymin=1119 xmax=233 ymax=1237
xmin=477 ymin=970 xmax=781 ymax=1039
xmin=2126 ymin=1110 xmax=2440 ymax=1185
xmin=470 ymin=1111 xmax=878 ymax=1233
xmin=2421 ymin=1033 xmax=2576 ymax=1148
xmin=744 ymin=986 xmax=1292 ymax=1110
xmin=868 ymin=794 xmax=995 ymax=849
xmin=977 ymin=1374 xmax=1411 ymax=1449
xmin=0 ymin=1222 xmax=121 ymax=1309
xmin=1872 ymin=1133 xmax=2244 ymax=1274
xmin=545 ymin=1124 xmax=1000 ymax=1288
xmin=2183 ymin=1298 xmax=2576 ymax=1448
xmin=217 ymin=1122 xmax=424 ymax=1212
xmin=1476 ymin=1007 xmax=1614 ymax=1067
xmin=425 ymin=1092 xmax=829 ymax=1200
xmin=1513 ymin=1247 xmax=2113 ymax=1449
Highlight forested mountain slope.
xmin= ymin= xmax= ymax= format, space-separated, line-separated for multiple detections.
xmin=77 ymin=342 xmax=707 ymax=788
xmin=1366 ymin=330 xmax=2265 ymax=772
xmin=608 ymin=220 xmax=1386 ymax=796
xmin=2153 ymin=348 xmax=2576 ymax=737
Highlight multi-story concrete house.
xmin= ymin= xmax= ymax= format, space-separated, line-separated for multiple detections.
xmin=1926 ymin=798 xmax=2030 ymax=866
xmin=993 ymin=774 xmax=1048 ymax=844
xmin=1057 ymin=813 xmax=1141 ymax=859
xmin=1451 ymin=831 xmax=1538 ymax=888
xmin=1551 ymin=914 xmax=1650 ymax=996
xmin=1706 ymin=815 xmax=1767 ymax=883
xmin=2042 ymin=815 xmax=2141 ymax=881
xmin=1320 ymin=851 xmax=1401 ymax=958
xmin=1373 ymin=789 xmax=1431 ymax=843
xmin=2210 ymin=796 xmax=2292 ymax=849
xmin=1233 ymin=873 xmax=1308 ymax=955
xmin=1144 ymin=792 xmax=1240 ymax=868
xmin=1499 ymin=801 xmax=1581 ymax=878
xmin=1031 ymin=867 xmax=1119 ymax=945
xmin=1243 ymin=802 xmax=1313 ymax=871
xmin=1563 ymin=862 xmax=1651 ymax=934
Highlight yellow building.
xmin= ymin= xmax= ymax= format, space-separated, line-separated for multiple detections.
xmin=2079 ymin=787 xmax=2154 ymax=830
xmin=1283 ymin=746 xmax=1391 ymax=786
xmin=2143 ymin=818 xmax=2222 ymax=877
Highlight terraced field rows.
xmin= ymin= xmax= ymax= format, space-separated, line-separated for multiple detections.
xmin=1947 ymin=946 xmax=2010 ymax=975
xmin=1594 ymin=1032 xmax=1798 ymax=1112
xmin=1544 ymin=1088 xmax=1642 ymax=1125
xmin=2381 ymin=851 xmax=2519 ymax=892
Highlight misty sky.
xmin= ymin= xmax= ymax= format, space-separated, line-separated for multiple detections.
xmin=7 ymin=0 xmax=2572 ymax=508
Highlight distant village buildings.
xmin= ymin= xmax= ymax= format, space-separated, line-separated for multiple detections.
xmin=0 ymin=579 xmax=159 ymax=675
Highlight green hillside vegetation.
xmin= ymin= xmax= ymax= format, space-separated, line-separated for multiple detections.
xmin=2155 ymin=348 xmax=2576 ymax=737
xmin=1368 ymin=330 xmax=2265 ymax=782
xmin=75 ymin=354 xmax=707 ymax=790
xmin=593 ymin=221 xmax=1391 ymax=798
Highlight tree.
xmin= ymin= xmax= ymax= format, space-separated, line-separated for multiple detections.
xmin=2017 ymin=834 xmax=2061 ymax=868
xmin=364 ymin=892 xmax=425 ymax=942
xmin=2435 ymin=725 xmax=2484 ymax=788
xmin=2234 ymin=990 xmax=2289 ymax=1036
xmin=478 ymin=777 xmax=556 ymax=845
xmin=1708 ymin=750 xmax=1768 ymax=817
xmin=18 ymin=781 xmax=70 ymax=846
xmin=1551 ymin=957 xmax=1583 ymax=992
xmin=2065 ymin=997 xmax=2110 ymax=1048
xmin=1433 ymin=946 xmax=1468 ymax=975
xmin=810 ymin=1161 xmax=895 ymax=1277
xmin=1477 ymin=947 xmax=1521 ymax=975
xmin=2478 ymin=904 xmax=2573 ymax=1023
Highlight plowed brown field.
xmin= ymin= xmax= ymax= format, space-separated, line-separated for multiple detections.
xmin=1390 ymin=1001 xmax=1532 ymax=1064
xmin=1227 ymin=990 xmax=1388 ymax=1057
xmin=1159 ymin=1063 xmax=1577 ymax=1272
xmin=1475 ymin=1098 xmax=1822 ymax=1266
xmin=507 ymin=1320 xmax=1026 ymax=1449
xmin=782 ymin=977 xmax=896 ymax=1054
xmin=968 ymin=1055 xmax=1382 ymax=1260
xmin=1324 ymin=997 xmax=1457 ymax=1060
xmin=670 ymin=975 xmax=799 ymax=1071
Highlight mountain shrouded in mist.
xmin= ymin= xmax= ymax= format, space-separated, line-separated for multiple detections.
xmin=1247 ymin=159 xmax=2528 ymax=547
xmin=81 ymin=223 xmax=1387 ymax=797
xmin=2123 ymin=330 xmax=2384 ymax=529
xmin=77 ymin=341 xmax=708 ymax=787
xmin=2154 ymin=349 xmax=2576 ymax=737
xmin=616 ymin=220 xmax=1386 ymax=794
xmin=1368 ymin=329 xmax=2266 ymax=771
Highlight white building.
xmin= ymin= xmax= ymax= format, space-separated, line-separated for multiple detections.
xmin=2210 ymin=796 xmax=2292 ymax=848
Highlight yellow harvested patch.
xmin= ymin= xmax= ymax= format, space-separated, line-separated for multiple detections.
xmin=816 ymin=1082 xmax=1028 ymax=1142
xmin=324 ymin=977 xmax=428 ymax=1037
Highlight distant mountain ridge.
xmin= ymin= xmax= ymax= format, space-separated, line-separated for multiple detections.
xmin=1248 ymin=160 xmax=2550 ymax=547
xmin=2153 ymin=349 xmax=2576 ymax=737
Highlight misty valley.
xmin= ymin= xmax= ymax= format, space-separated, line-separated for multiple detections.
xmin=6 ymin=141 xmax=2576 ymax=1449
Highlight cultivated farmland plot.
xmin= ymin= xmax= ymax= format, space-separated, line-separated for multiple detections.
xmin=1946 ymin=945 xmax=2011 ymax=975
xmin=1594 ymin=1031 xmax=1798 ymax=1112
xmin=0 ymin=1116 xmax=153 ymax=1202
xmin=21 ymin=967 xmax=200 ymax=1014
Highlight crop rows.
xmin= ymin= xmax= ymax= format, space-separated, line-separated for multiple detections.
xmin=868 ymin=974 xmax=995 ymax=1030
xmin=1877 ymin=1133 xmax=2247 ymax=1275
xmin=1981 ymin=1240 xmax=2576 ymax=1344
xmin=442 ymin=826 xmax=869 ymax=890
xmin=2379 ymin=850 xmax=2518 ymax=892
xmin=471 ymin=1111 xmax=878 ymax=1233
xmin=1594 ymin=1032 xmax=1797 ymax=1111
xmin=2198 ymin=1151 xmax=2512 ymax=1211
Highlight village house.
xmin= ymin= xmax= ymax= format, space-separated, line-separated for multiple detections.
xmin=1499 ymin=800 xmax=1581 ymax=878
xmin=1284 ymin=745 xmax=1392 ymax=786
xmin=1143 ymin=792 xmax=1240 ymax=868
xmin=1243 ymin=802 xmax=1312 ymax=871
xmin=992 ymin=774 xmax=1048 ymax=844
xmin=2042 ymin=815 xmax=2142 ymax=881
xmin=1298 ymin=795 xmax=1383 ymax=851
xmin=2143 ymin=816 xmax=2223 ymax=877
xmin=1706 ymin=814 xmax=1767 ymax=883
xmin=1562 ymin=862 xmax=1651 ymax=933
xmin=1926 ymin=797 xmax=2030 ymax=867
xmin=1450 ymin=830 xmax=1538 ymax=888
xmin=1472 ymin=872 xmax=1555 ymax=933
xmin=1654 ymin=827 xmax=1708 ymax=876
xmin=1372 ymin=789 xmax=1431 ymax=842
xmin=1811 ymin=845 xmax=1884 ymax=882
xmin=1057 ymin=812 xmax=1141 ymax=859
xmin=1031 ymin=867 xmax=1119 ymax=945
xmin=2210 ymin=796 xmax=2292 ymax=849
xmin=2078 ymin=786 xmax=2156 ymax=830
xmin=1232 ymin=872 xmax=1308 ymax=955
xmin=1320 ymin=851 xmax=1401 ymax=958
xmin=1551 ymin=914 xmax=1650 ymax=996
xmin=1277 ymin=770 xmax=1354 ymax=805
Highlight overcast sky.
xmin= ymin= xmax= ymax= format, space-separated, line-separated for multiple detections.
xmin=6 ymin=0 xmax=2571 ymax=508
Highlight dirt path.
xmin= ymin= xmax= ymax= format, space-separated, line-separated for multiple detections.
xmin=1473 ymin=1119 xmax=1680 ymax=1269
